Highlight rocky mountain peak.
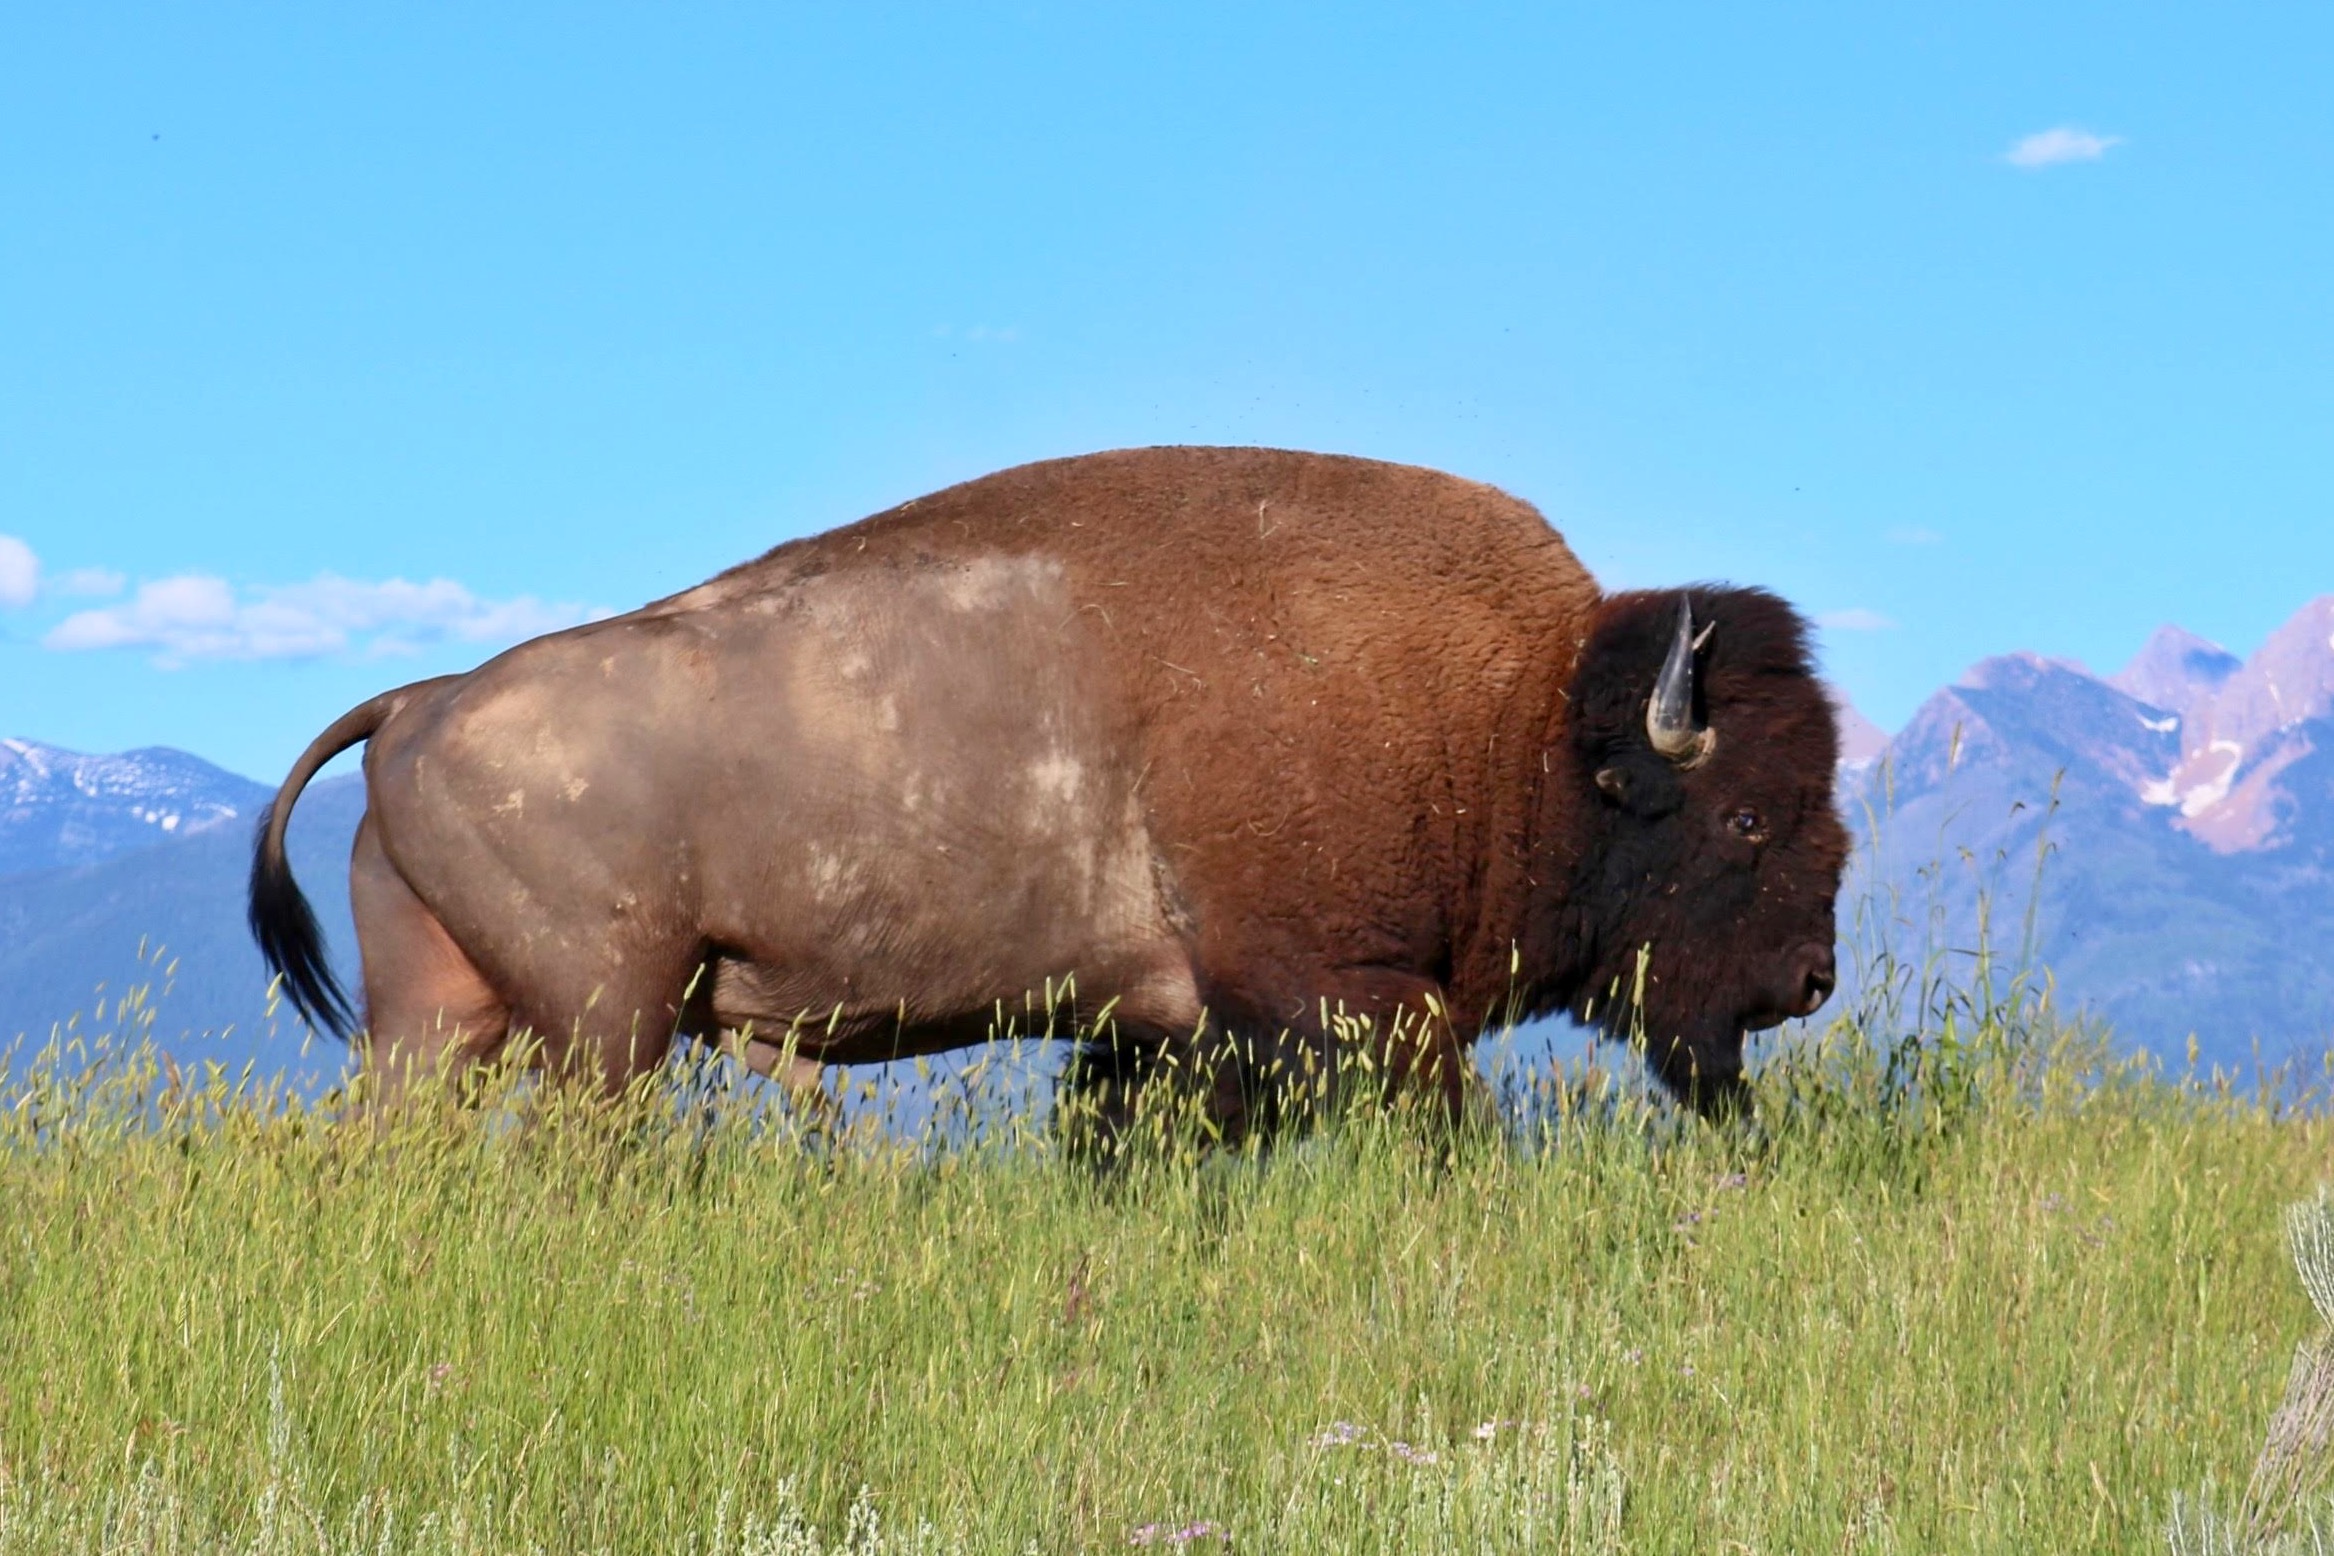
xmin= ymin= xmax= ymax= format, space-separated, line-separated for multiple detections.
xmin=1957 ymin=650 xmax=2096 ymax=691
xmin=2116 ymin=597 xmax=2334 ymax=852
xmin=0 ymin=738 xmax=271 ymax=877
xmin=1887 ymin=653 xmax=2180 ymax=806
xmin=2108 ymin=625 xmax=2241 ymax=721
xmin=1826 ymin=687 xmax=1891 ymax=774
xmin=1856 ymin=597 xmax=2333 ymax=859
xmin=2193 ymin=597 xmax=2334 ymax=753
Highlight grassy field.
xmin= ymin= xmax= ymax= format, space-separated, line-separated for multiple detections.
xmin=1 ymin=988 xmax=2330 ymax=1554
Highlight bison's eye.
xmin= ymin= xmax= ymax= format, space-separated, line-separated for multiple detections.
xmin=1726 ymin=806 xmax=1767 ymax=844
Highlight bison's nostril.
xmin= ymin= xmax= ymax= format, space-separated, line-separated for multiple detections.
xmin=1802 ymin=969 xmax=1834 ymax=1011
xmin=1792 ymin=944 xmax=1837 ymax=1016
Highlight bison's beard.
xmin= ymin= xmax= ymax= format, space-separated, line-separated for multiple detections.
xmin=1575 ymin=986 xmax=1756 ymax=1120
xmin=1640 ymin=1021 xmax=1753 ymax=1120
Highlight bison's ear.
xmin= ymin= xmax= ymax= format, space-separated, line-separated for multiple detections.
xmin=1593 ymin=757 xmax=1683 ymax=817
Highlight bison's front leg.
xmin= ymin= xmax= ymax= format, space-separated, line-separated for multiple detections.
xmin=1057 ymin=966 xmax=1470 ymax=1151
xmin=1052 ymin=1018 xmax=1239 ymax=1158
xmin=1276 ymin=966 xmax=1473 ymax=1127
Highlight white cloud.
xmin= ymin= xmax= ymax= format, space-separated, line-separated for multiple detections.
xmin=2005 ymin=126 xmax=2123 ymax=169
xmin=0 ymin=536 xmax=38 ymax=609
xmin=1886 ymin=525 xmax=1942 ymax=546
xmin=56 ymin=566 xmax=127 ymax=597
xmin=1817 ymin=607 xmax=1896 ymax=632
xmin=44 ymin=572 xmax=609 ymax=666
xmin=0 ymin=544 xmax=138 ymax=608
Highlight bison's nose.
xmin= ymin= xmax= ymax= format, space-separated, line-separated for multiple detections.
xmin=1787 ymin=943 xmax=1836 ymax=1018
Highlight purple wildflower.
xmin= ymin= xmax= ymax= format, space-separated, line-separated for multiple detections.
xmin=1130 ymin=1521 xmax=1229 ymax=1547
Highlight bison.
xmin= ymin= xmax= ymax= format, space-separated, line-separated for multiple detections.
xmin=251 ymin=446 xmax=1846 ymax=1126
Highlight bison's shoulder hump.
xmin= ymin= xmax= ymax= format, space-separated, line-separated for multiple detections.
xmin=694 ymin=447 xmax=1582 ymax=600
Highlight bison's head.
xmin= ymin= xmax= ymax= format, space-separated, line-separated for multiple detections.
xmin=1560 ymin=587 xmax=1848 ymax=1116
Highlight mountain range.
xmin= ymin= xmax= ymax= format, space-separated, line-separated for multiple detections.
xmin=5 ymin=597 xmax=2331 ymax=1076
xmin=0 ymin=738 xmax=360 ymax=1082
xmin=1845 ymin=596 xmax=2334 ymax=1066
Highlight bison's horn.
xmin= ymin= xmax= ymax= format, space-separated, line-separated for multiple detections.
xmin=1647 ymin=596 xmax=1717 ymax=768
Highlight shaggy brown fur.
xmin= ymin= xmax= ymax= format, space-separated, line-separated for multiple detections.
xmin=251 ymin=447 xmax=1846 ymax=1122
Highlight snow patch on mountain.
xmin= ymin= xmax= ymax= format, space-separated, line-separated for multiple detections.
xmin=0 ymin=739 xmax=271 ymax=876
xmin=2113 ymin=598 xmax=2334 ymax=853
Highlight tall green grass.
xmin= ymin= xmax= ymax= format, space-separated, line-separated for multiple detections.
xmin=0 ymin=975 xmax=2326 ymax=1554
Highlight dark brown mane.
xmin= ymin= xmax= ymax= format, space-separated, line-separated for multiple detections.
xmin=1544 ymin=585 xmax=1847 ymax=1109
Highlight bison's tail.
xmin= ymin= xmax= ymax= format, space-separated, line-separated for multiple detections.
xmin=247 ymin=682 xmax=444 ymax=1040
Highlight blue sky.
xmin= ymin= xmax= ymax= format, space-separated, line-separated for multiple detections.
xmin=4 ymin=4 xmax=2331 ymax=781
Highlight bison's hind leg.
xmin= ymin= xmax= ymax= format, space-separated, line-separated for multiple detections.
xmin=349 ymin=815 xmax=513 ymax=1103
xmin=1053 ymin=1018 xmax=1276 ymax=1157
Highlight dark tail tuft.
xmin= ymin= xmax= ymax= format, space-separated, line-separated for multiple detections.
xmin=245 ymin=684 xmax=437 ymax=1041
xmin=249 ymin=798 xmax=356 ymax=1038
